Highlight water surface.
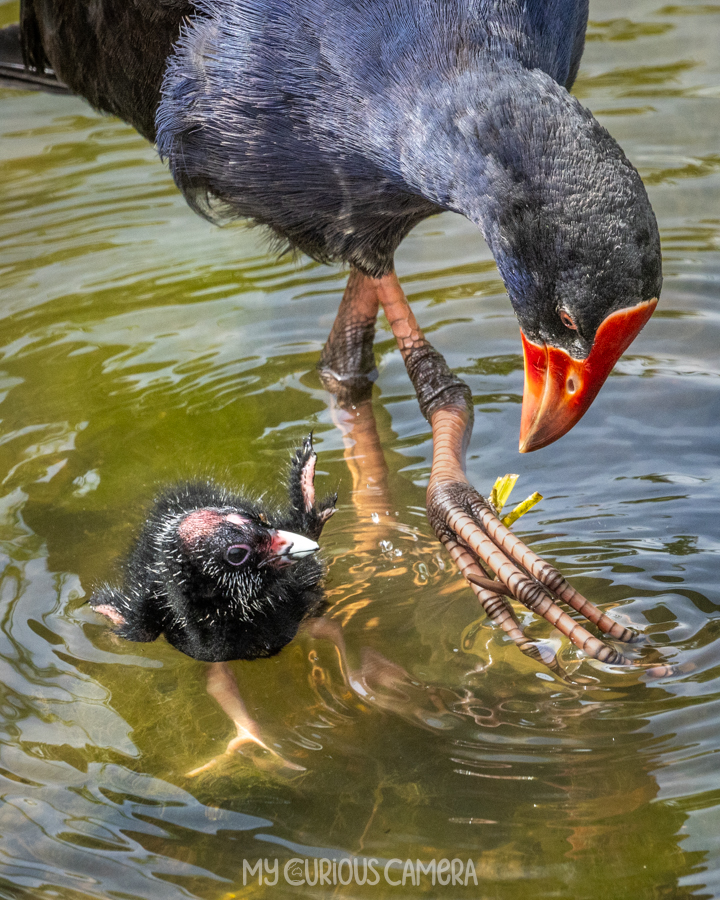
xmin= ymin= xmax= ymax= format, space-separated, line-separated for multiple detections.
xmin=1 ymin=0 xmax=719 ymax=897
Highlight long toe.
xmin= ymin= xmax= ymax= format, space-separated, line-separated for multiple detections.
xmin=186 ymin=732 xmax=306 ymax=777
xmin=428 ymin=477 xmax=634 ymax=668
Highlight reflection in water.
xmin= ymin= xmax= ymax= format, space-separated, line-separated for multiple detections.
xmin=1 ymin=0 xmax=720 ymax=897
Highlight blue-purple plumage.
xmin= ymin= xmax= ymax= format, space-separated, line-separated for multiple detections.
xmin=156 ymin=0 xmax=591 ymax=276
xmin=6 ymin=0 xmax=659 ymax=369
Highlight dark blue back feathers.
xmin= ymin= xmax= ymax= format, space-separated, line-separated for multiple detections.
xmin=14 ymin=1 xmax=658 ymax=355
xmin=156 ymin=0 xmax=589 ymax=275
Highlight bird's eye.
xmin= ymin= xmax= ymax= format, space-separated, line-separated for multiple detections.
xmin=225 ymin=544 xmax=251 ymax=566
xmin=559 ymin=309 xmax=578 ymax=331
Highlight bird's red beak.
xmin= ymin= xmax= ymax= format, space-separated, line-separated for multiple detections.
xmin=519 ymin=298 xmax=658 ymax=453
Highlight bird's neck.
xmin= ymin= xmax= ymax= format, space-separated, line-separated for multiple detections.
xmin=393 ymin=64 xmax=579 ymax=212
xmin=379 ymin=62 xmax=601 ymax=291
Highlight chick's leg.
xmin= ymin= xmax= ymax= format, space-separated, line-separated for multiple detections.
xmin=186 ymin=662 xmax=305 ymax=776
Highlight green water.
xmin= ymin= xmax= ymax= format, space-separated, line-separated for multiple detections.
xmin=1 ymin=1 xmax=719 ymax=897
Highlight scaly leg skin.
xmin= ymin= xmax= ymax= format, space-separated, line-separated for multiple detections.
xmin=319 ymin=268 xmax=391 ymax=527
xmin=368 ymin=270 xmax=665 ymax=673
xmin=186 ymin=662 xmax=305 ymax=777
xmin=319 ymin=268 xmax=380 ymax=407
xmin=318 ymin=270 xmax=563 ymax=670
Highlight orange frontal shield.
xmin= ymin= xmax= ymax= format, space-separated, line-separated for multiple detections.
xmin=519 ymin=298 xmax=657 ymax=453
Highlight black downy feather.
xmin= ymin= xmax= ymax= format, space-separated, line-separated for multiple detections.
xmin=90 ymin=436 xmax=337 ymax=662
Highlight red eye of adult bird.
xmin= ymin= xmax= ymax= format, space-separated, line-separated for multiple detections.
xmin=519 ymin=298 xmax=658 ymax=453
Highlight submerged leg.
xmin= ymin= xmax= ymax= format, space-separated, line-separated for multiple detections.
xmin=186 ymin=662 xmax=305 ymax=776
xmin=370 ymin=270 xmax=641 ymax=669
xmin=319 ymin=268 xmax=391 ymax=525
xmin=304 ymin=616 xmax=458 ymax=727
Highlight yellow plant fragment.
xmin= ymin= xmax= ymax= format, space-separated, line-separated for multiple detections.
xmin=502 ymin=491 xmax=543 ymax=528
xmin=490 ymin=474 xmax=543 ymax=527
xmin=490 ymin=473 xmax=519 ymax=515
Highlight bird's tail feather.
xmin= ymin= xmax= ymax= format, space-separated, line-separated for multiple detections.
xmin=0 ymin=23 xmax=71 ymax=94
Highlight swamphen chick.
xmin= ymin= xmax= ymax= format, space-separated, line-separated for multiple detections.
xmin=90 ymin=437 xmax=336 ymax=662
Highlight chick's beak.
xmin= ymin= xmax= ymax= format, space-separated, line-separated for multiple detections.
xmin=519 ymin=298 xmax=657 ymax=453
xmin=267 ymin=529 xmax=320 ymax=567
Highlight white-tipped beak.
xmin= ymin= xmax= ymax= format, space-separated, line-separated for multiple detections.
xmin=274 ymin=530 xmax=320 ymax=560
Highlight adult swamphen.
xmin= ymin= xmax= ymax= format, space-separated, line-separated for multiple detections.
xmin=1 ymin=0 xmax=662 ymax=667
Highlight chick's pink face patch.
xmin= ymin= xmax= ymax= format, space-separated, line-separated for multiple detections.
xmin=177 ymin=509 xmax=225 ymax=545
xmin=93 ymin=604 xmax=126 ymax=626
xmin=225 ymin=513 xmax=250 ymax=528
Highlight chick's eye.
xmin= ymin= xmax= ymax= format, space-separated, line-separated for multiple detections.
xmin=225 ymin=544 xmax=251 ymax=566
xmin=559 ymin=309 xmax=578 ymax=331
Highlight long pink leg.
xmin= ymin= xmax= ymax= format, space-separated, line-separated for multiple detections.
xmin=319 ymin=271 xmax=576 ymax=669
xmin=371 ymin=270 xmax=640 ymax=667
xmin=319 ymin=269 xmax=392 ymax=531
